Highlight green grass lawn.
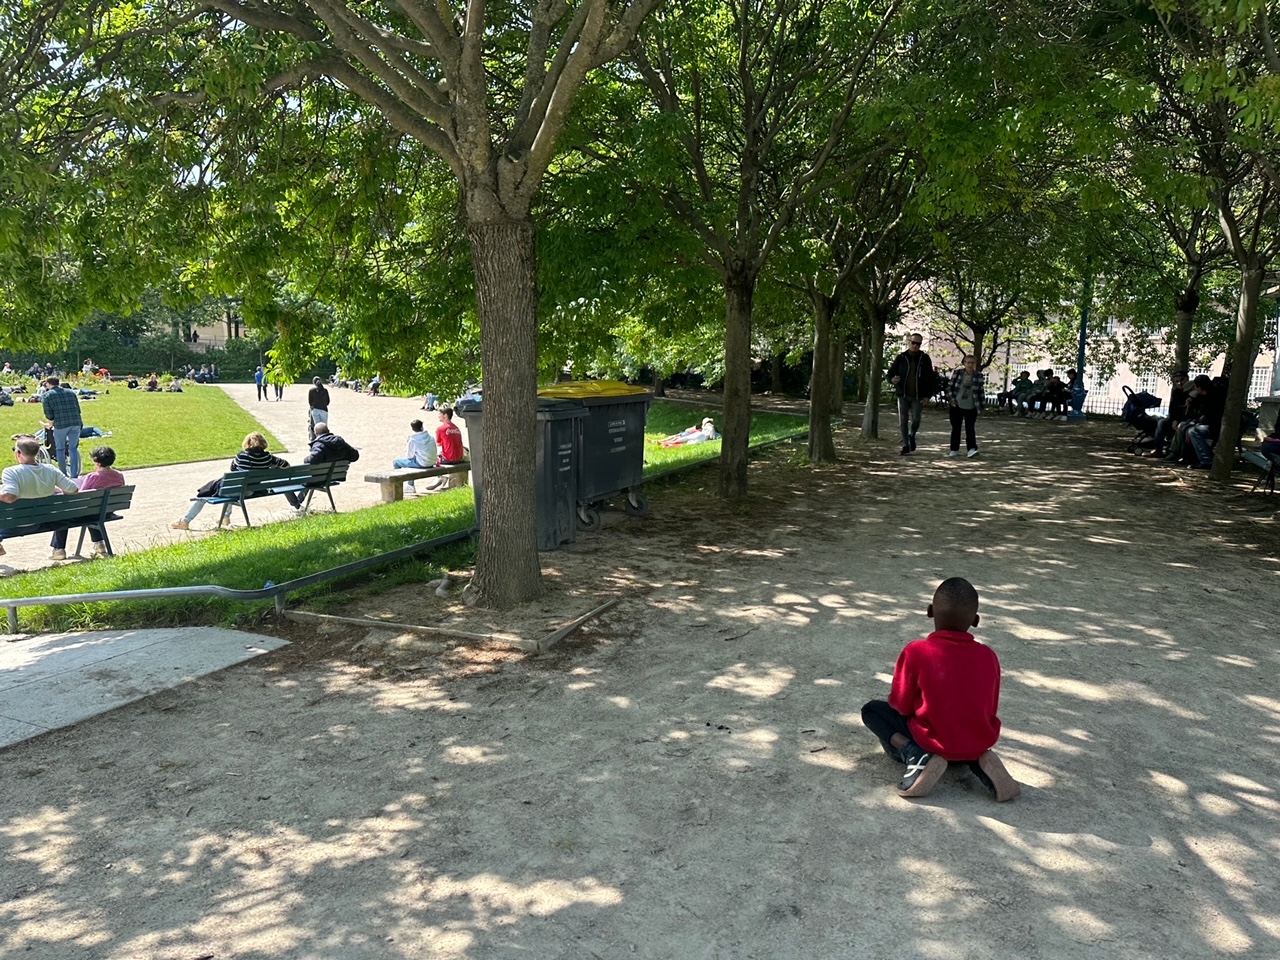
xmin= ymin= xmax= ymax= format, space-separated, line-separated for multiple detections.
xmin=2 ymin=398 xmax=808 ymax=632
xmin=644 ymin=401 xmax=806 ymax=474
xmin=0 ymin=386 xmax=280 ymax=469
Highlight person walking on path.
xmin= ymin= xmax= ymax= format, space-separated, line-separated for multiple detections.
xmin=945 ymin=355 xmax=985 ymax=458
xmin=885 ymin=334 xmax=935 ymax=456
xmin=254 ymin=366 xmax=266 ymax=402
xmin=307 ymin=377 xmax=331 ymax=442
xmin=40 ymin=376 xmax=85 ymax=478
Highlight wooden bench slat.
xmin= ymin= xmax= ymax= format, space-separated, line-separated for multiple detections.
xmin=362 ymin=463 xmax=470 ymax=503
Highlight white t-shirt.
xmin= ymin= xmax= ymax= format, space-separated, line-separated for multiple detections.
xmin=0 ymin=463 xmax=79 ymax=500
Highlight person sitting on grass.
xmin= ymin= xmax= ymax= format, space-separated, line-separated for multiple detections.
xmin=660 ymin=418 xmax=719 ymax=447
xmin=49 ymin=445 xmax=125 ymax=561
xmin=171 ymin=432 xmax=301 ymax=530
xmin=860 ymin=576 xmax=1020 ymax=802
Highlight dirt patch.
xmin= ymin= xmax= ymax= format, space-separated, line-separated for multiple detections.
xmin=3 ymin=409 xmax=1280 ymax=959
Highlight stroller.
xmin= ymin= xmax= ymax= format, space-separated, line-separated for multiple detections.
xmin=1120 ymin=386 xmax=1161 ymax=454
xmin=9 ymin=428 xmax=57 ymax=466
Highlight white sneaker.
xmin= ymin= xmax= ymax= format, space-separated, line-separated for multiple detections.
xmin=90 ymin=542 xmax=108 ymax=558
xmin=967 ymin=448 xmax=979 ymax=458
xmin=50 ymin=549 xmax=67 ymax=561
xmin=171 ymin=519 xmax=190 ymax=530
xmin=947 ymin=450 xmax=959 ymax=457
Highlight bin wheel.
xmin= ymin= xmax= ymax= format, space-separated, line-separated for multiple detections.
xmin=624 ymin=493 xmax=649 ymax=517
xmin=577 ymin=506 xmax=602 ymax=533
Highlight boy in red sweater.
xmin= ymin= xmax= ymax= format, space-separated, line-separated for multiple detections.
xmin=861 ymin=577 xmax=1020 ymax=801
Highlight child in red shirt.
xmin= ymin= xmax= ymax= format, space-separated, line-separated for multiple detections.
xmin=861 ymin=577 xmax=1020 ymax=801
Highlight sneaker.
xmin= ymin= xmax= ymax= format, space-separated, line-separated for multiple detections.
xmin=898 ymin=744 xmax=948 ymax=798
xmin=219 ymin=515 xmax=232 ymax=526
xmin=976 ymin=750 xmax=1021 ymax=802
xmin=90 ymin=542 xmax=108 ymax=558
xmin=947 ymin=450 xmax=959 ymax=457
xmin=170 ymin=519 xmax=189 ymax=530
xmin=405 ymin=484 xmax=417 ymax=495
xmin=50 ymin=549 xmax=67 ymax=561
xmin=900 ymin=446 xmax=910 ymax=456
xmin=966 ymin=448 xmax=979 ymax=458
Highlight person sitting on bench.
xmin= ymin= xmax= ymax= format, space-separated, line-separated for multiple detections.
xmin=391 ymin=419 xmax=437 ymax=495
xmin=171 ymin=432 xmax=300 ymax=530
xmin=0 ymin=437 xmax=79 ymax=560
xmin=49 ymin=445 xmax=125 ymax=561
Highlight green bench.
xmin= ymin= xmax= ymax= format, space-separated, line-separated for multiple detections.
xmin=196 ymin=461 xmax=351 ymax=527
xmin=0 ymin=486 xmax=135 ymax=558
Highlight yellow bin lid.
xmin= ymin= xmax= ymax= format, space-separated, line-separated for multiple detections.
xmin=538 ymin=380 xmax=649 ymax=398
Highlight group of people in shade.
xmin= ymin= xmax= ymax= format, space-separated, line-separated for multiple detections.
xmin=888 ymin=335 xmax=1085 ymax=459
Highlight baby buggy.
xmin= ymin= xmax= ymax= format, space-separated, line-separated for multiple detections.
xmin=1120 ymin=386 xmax=1161 ymax=454
xmin=9 ymin=428 xmax=57 ymax=466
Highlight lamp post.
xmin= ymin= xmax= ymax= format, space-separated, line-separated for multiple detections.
xmin=1068 ymin=256 xmax=1093 ymax=420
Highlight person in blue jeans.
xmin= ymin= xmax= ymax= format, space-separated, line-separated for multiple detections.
xmin=392 ymin=420 xmax=438 ymax=494
xmin=39 ymin=376 xmax=84 ymax=478
xmin=1187 ymin=375 xmax=1227 ymax=469
xmin=885 ymin=334 xmax=935 ymax=455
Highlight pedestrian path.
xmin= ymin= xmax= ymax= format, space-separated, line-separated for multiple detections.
xmin=0 ymin=383 xmax=463 ymax=575
xmin=0 ymin=627 xmax=287 ymax=748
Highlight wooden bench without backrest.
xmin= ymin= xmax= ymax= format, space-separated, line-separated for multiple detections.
xmin=197 ymin=461 xmax=351 ymax=527
xmin=363 ymin=463 xmax=470 ymax=503
xmin=0 ymin=486 xmax=135 ymax=557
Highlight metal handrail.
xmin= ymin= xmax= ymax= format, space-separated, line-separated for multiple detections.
xmin=4 ymin=527 xmax=478 ymax=634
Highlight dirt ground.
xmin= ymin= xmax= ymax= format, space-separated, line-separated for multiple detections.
xmin=3 ymin=406 xmax=1279 ymax=959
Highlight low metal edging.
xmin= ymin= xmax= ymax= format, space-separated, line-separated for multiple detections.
xmin=4 ymin=527 xmax=478 ymax=634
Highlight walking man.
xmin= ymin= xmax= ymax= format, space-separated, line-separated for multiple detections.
xmin=254 ymin=365 xmax=266 ymax=401
xmin=307 ymin=377 xmax=331 ymax=442
xmin=885 ymin=334 xmax=935 ymax=455
xmin=40 ymin=376 xmax=85 ymax=478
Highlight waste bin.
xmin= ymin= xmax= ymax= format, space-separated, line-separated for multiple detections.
xmin=537 ymin=381 xmax=652 ymax=532
xmin=456 ymin=397 xmax=586 ymax=551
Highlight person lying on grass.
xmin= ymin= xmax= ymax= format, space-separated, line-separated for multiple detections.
xmin=861 ymin=577 xmax=1020 ymax=802
xmin=660 ymin=418 xmax=719 ymax=447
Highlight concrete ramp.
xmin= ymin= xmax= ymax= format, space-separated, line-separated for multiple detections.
xmin=0 ymin=627 xmax=287 ymax=748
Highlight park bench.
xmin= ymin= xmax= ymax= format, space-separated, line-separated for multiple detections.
xmin=364 ymin=463 xmax=470 ymax=503
xmin=0 ymin=486 xmax=135 ymax=557
xmin=196 ymin=461 xmax=351 ymax=527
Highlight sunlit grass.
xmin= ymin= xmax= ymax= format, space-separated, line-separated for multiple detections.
xmin=3 ymin=489 xmax=477 ymax=632
xmin=2 ymin=399 xmax=807 ymax=632
xmin=0 ymin=386 xmax=280 ymax=469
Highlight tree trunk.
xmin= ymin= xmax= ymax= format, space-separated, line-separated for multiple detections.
xmin=808 ymin=294 xmax=835 ymax=462
xmin=771 ymin=354 xmax=784 ymax=394
xmin=1173 ymin=283 xmax=1200 ymax=374
xmin=1211 ymin=262 xmax=1264 ymax=481
xmin=828 ymin=330 xmax=845 ymax=415
xmin=861 ymin=308 xmax=886 ymax=439
xmin=468 ymin=219 xmax=544 ymax=606
xmin=653 ymin=375 xmax=665 ymax=398
xmin=858 ymin=323 xmax=870 ymax=411
xmin=719 ymin=276 xmax=755 ymax=498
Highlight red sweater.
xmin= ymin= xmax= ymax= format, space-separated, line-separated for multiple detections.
xmin=888 ymin=630 xmax=1002 ymax=762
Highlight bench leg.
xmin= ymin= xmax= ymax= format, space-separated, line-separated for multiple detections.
xmin=379 ymin=480 xmax=403 ymax=503
xmin=326 ymin=487 xmax=339 ymax=513
xmin=240 ymin=501 xmax=252 ymax=528
xmin=75 ymin=525 xmax=88 ymax=558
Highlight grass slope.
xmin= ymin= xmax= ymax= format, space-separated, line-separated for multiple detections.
xmin=0 ymin=387 xmax=280 ymax=469
xmin=3 ymin=400 xmax=807 ymax=631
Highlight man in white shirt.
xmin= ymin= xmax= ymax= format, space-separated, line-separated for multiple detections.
xmin=0 ymin=437 xmax=80 ymax=558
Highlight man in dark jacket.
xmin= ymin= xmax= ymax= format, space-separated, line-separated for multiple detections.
xmin=304 ymin=423 xmax=360 ymax=464
xmin=884 ymin=334 xmax=935 ymax=455
xmin=1188 ymin=374 xmax=1229 ymax=468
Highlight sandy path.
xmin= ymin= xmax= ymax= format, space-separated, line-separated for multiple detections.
xmin=0 ymin=383 xmax=462 ymax=571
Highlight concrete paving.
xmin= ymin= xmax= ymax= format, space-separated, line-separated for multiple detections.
xmin=0 ymin=382 xmax=464 ymax=574
xmin=0 ymin=627 xmax=287 ymax=748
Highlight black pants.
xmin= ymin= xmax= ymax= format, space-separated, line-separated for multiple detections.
xmin=861 ymin=699 xmax=992 ymax=785
xmin=949 ymin=406 xmax=977 ymax=452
